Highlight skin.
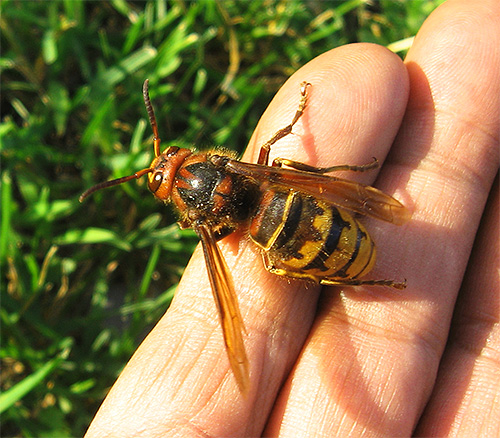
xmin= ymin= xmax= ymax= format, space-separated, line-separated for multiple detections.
xmin=85 ymin=0 xmax=499 ymax=436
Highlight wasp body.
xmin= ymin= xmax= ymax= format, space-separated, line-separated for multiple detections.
xmin=80 ymin=80 xmax=409 ymax=393
xmin=250 ymin=188 xmax=377 ymax=284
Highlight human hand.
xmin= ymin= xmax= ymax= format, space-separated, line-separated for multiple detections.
xmin=86 ymin=0 xmax=499 ymax=436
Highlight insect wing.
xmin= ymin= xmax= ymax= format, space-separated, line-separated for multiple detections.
xmin=195 ymin=224 xmax=249 ymax=393
xmin=226 ymin=160 xmax=410 ymax=225
xmin=283 ymin=171 xmax=410 ymax=225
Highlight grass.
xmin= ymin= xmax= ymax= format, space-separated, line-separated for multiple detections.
xmin=1 ymin=0 xmax=444 ymax=436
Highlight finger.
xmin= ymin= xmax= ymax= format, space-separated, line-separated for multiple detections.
xmin=415 ymin=175 xmax=499 ymax=436
xmin=245 ymin=43 xmax=409 ymax=179
xmin=85 ymin=44 xmax=409 ymax=437
xmin=265 ymin=1 xmax=500 ymax=436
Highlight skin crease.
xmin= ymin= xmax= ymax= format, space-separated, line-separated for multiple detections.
xmin=85 ymin=1 xmax=499 ymax=437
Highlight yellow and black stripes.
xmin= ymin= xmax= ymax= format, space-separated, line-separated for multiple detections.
xmin=250 ymin=187 xmax=376 ymax=283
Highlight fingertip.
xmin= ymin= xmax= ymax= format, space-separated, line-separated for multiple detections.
xmin=247 ymin=43 xmax=409 ymax=171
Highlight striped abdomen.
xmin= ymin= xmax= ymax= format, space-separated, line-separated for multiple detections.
xmin=249 ymin=187 xmax=376 ymax=282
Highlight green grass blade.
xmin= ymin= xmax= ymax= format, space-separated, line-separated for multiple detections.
xmin=0 ymin=356 xmax=63 ymax=414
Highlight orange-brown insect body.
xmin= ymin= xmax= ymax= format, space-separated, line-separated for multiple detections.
xmin=80 ymin=80 xmax=409 ymax=393
xmin=148 ymin=148 xmax=261 ymax=240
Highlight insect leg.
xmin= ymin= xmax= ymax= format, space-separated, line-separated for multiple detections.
xmin=261 ymin=253 xmax=406 ymax=289
xmin=261 ymin=252 xmax=328 ymax=283
xmin=261 ymin=252 xmax=290 ymax=277
xmin=272 ymin=157 xmax=380 ymax=174
xmin=319 ymin=277 xmax=407 ymax=290
xmin=257 ymin=81 xmax=311 ymax=166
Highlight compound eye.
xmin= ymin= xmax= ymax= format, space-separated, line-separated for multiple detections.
xmin=148 ymin=172 xmax=163 ymax=193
